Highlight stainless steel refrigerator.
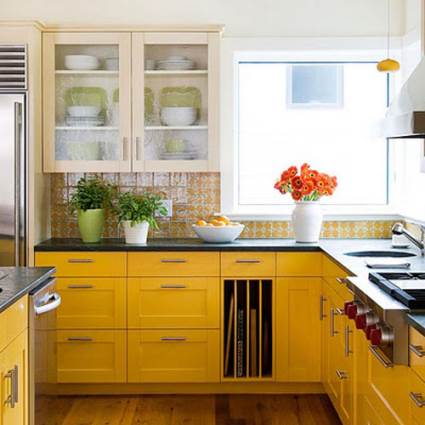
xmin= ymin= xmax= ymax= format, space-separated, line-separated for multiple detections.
xmin=0 ymin=45 xmax=27 ymax=266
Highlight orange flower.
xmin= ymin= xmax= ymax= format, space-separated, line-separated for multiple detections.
xmin=291 ymin=176 xmax=303 ymax=190
xmin=301 ymin=180 xmax=314 ymax=195
xmin=301 ymin=163 xmax=310 ymax=175
xmin=287 ymin=166 xmax=298 ymax=178
xmin=292 ymin=190 xmax=302 ymax=201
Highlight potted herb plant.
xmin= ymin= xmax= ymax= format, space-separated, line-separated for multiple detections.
xmin=70 ymin=177 xmax=114 ymax=243
xmin=115 ymin=191 xmax=167 ymax=244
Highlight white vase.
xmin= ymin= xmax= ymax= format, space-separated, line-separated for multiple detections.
xmin=291 ymin=201 xmax=323 ymax=243
xmin=123 ymin=220 xmax=149 ymax=244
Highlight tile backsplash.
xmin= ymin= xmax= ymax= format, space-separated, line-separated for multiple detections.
xmin=50 ymin=172 xmax=394 ymax=239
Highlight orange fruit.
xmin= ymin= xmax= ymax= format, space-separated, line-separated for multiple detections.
xmin=196 ymin=220 xmax=207 ymax=226
xmin=212 ymin=220 xmax=226 ymax=227
xmin=216 ymin=215 xmax=231 ymax=225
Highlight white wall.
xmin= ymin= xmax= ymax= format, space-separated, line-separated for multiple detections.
xmin=0 ymin=0 xmax=405 ymax=37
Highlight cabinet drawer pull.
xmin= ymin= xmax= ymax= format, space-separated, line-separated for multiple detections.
xmin=160 ymin=259 xmax=187 ymax=264
xmin=335 ymin=369 xmax=348 ymax=380
xmin=410 ymin=392 xmax=425 ymax=408
xmin=336 ymin=277 xmax=350 ymax=285
xmin=369 ymin=345 xmax=393 ymax=368
xmin=330 ymin=308 xmax=339 ymax=337
xmin=319 ymin=295 xmax=327 ymax=320
xmin=235 ymin=259 xmax=261 ymax=264
xmin=4 ymin=365 xmax=18 ymax=408
xmin=335 ymin=307 xmax=345 ymax=315
xmin=67 ymin=284 xmax=94 ymax=289
xmin=160 ymin=337 xmax=187 ymax=342
xmin=68 ymin=259 xmax=94 ymax=264
xmin=160 ymin=284 xmax=187 ymax=289
xmin=344 ymin=325 xmax=353 ymax=357
xmin=67 ymin=337 xmax=93 ymax=342
xmin=410 ymin=344 xmax=425 ymax=358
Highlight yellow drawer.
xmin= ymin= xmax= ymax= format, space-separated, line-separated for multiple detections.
xmin=128 ymin=329 xmax=220 ymax=383
xmin=324 ymin=276 xmax=353 ymax=302
xmin=35 ymin=252 xmax=127 ymax=277
xmin=323 ymin=255 xmax=350 ymax=278
xmin=0 ymin=295 xmax=28 ymax=352
xmin=56 ymin=278 xmax=126 ymax=329
xmin=409 ymin=369 xmax=425 ymax=424
xmin=128 ymin=277 xmax=219 ymax=329
xmin=128 ymin=252 xmax=219 ymax=277
xmin=56 ymin=330 xmax=126 ymax=383
xmin=410 ymin=327 xmax=425 ymax=382
xmin=221 ymin=252 xmax=275 ymax=277
xmin=276 ymin=252 xmax=322 ymax=276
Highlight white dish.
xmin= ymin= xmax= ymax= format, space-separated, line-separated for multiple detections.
xmin=160 ymin=107 xmax=197 ymax=126
xmin=157 ymin=60 xmax=195 ymax=71
xmin=192 ymin=224 xmax=245 ymax=244
xmin=167 ymin=55 xmax=188 ymax=61
xmin=160 ymin=151 xmax=198 ymax=160
xmin=105 ymin=58 xmax=119 ymax=71
xmin=64 ymin=55 xmax=99 ymax=71
xmin=67 ymin=105 xmax=101 ymax=118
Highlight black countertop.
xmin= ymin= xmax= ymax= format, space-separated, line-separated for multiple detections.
xmin=0 ymin=267 xmax=55 ymax=313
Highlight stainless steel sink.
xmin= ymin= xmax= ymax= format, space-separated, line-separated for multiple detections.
xmin=344 ymin=250 xmax=416 ymax=258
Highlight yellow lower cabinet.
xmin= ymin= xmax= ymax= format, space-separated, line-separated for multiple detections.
xmin=0 ymin=296 xmax=28 ymax=353
xmin=409 ymin=326 xmax=425 ymax=382
xmin=56 ymin=278 xmax=126 ymax=329
xmin=358 ymin=395 xmax=387 ymax=425
xmin=127 ymin=277 xmax=219 ymax=329
xmin=409 ymin=369 xmax=425 ymax=425
xmin=276 ymin=278 xmax=321 ymax=382
xmin=1 ymin=330 xmax=28 ymax=425
xmin=128 ymin=330 xmax=220 ymax=383
xmin=338 ymin=344 xmax=354 ymax=425
xmin=56 ymin=330 xmax=126 ymax=383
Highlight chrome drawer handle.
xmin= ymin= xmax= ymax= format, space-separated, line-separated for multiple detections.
xmin=410 ymin=344 xmax=425 ymax=358
xmin=235 ymin=259 xmax=261 ymax=264
xmin=160 ymin=259 xmax=187 ymax=263
xmin=369 ymin=345 xmax=393 ymax=368
xmin=330 ymin=308 xmax=339 ymax=337
xmin=67 ymin=337 xmax=93 ymax=342
xmin=336 ymin=369 xmax=348 ymax=380
xmin=410 ymin=392 xmax=425 ymax=408
xmin=336 ymin=277 xmax=350 ymax=285
xmin=4 ymin=365 xmax=18 ymax=408
xmin=160 ymin=284 xmax=187 ymax=289
xmin=68 ymin=259 xmax=94 ymax=264
xmin=335 ymin=307 xmax=345 ymax=315
xmin=344 ymin=325 xmax=353 ymax=357
xmin=319 ymin=295 xmax=327 ymax=321
xmin=67 ymin=284 xmax=94 ymax=289
xmin=160 ymin=337 xmax=187 ymax=342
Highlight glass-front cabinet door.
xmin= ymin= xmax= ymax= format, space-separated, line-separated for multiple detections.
xmin=43 ymin=32 xmax=131 ymax=172
xmin=132 ymin=32 xmax=220 ymax=172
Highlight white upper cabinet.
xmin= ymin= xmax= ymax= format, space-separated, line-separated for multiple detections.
xmin=43 ymin=29 xmax=221 ymax=173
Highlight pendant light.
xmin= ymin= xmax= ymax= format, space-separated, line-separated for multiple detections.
xmin=377 ymin=0 xmax=400 ymax=72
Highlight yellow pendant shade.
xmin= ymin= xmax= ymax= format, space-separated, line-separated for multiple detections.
xmin=377 ymin=58 xmax=400 ymax=73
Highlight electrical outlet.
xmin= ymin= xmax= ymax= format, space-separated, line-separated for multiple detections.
xmin=157 ymin=199 xmax=173 ymax=217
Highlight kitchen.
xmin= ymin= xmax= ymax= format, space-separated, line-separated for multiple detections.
xmin=1 ymin=0 xmax=425 ymax=424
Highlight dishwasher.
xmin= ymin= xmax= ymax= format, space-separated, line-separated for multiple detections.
xmin=29 ymin=277 xmax=61 ymax=425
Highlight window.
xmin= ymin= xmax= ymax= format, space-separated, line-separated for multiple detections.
xmin=233 ymin=60 xmax=390 ymax=214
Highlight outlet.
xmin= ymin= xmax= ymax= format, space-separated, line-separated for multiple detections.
xmin=157 ymin=199 xmax=173 ymax=217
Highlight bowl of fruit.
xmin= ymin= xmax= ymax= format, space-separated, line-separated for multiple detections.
xmin=192 ymin=216 xmax=245 ymax=243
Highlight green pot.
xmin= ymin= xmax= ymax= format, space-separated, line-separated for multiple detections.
xmin=77 ymin=209 xmax=105 ymax=243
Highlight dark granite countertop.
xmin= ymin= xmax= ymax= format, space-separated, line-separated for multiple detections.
xmin=0 ymin=267 xmax=55 ymax=313
xmin=407 ymin=314 xmax=425 ymax=336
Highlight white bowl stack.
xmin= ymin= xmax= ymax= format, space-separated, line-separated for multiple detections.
xmin=64 ymin=55 xmax=100 ymax=70
xmin=66 ymin=105 xmax=104 ymax=127
xmin=157 ymin=56 xmax=195 ymax=71
xmin=160 ymin=106 xmax=197 ymax=126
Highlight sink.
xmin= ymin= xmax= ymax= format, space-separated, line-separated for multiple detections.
xmin=344 ymin=250 xmax=416 ymax=258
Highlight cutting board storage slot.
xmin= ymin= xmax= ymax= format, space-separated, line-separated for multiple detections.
xmin=223 ymin=279 xmax=273 ymax=380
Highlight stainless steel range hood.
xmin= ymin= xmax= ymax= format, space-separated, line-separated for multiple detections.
xmin=384 ymin=57 xmax=425 ymax=139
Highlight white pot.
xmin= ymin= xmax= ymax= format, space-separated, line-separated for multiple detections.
xmin=123 ymin=221 xmax=149 ymax=244
xmin=291 ymin=201 xmax=323 ymax=243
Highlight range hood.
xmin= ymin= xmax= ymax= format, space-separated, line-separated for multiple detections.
xmin=384 ymin=57 xmax=425 ymax=139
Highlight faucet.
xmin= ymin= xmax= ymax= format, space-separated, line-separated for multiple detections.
xmin=392 ymin=222 xmax=425 ymax=256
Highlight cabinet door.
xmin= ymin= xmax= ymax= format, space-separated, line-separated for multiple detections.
xmin=276 ymin=278 xmax=321 ymax=382
xmin=43 ymin=32 xmax=132 ymax=172
xmin=131 ymin=32 xmax=220 ymax=172
xmin=1 ymin=331 xmax=28 ymax=425
xmin=339 ymin=319 xmax=354 ymax=425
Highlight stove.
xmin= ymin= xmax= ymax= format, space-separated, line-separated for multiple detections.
xmin=369 ymin=272 xmax=425 ymax=309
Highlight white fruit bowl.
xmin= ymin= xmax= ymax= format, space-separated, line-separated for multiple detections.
xmin=192 ymin=224 xmax=244 ymax=243
xmin=67 ymin=105 xmax=101 ymax=118
xmin=64 ymin=55 xmax=100 ymax=70
xmin=160 ymin=107 xmax=197 ymax=126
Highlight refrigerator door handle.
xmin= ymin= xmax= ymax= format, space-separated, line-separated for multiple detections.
xmin=14 ymin=102 xmax=23 ymax=266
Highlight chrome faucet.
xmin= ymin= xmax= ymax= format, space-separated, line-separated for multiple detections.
xmin=392 ymin=222 xmax=425 ymax=256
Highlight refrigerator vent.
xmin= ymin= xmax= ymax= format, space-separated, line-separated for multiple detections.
xmin=0 ymin=45 xmax=27 ymax=90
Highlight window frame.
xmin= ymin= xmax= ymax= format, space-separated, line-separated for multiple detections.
xmin=220 ymin=37 xmax=402 ymax=220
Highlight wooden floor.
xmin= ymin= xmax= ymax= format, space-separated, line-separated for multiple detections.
xmin=36 ymin=394 xmax=341 ymax=425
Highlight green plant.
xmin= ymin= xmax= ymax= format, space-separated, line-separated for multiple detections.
xmin=70 ymin=177 xmax=115 ymax=212
xmin=115 ymin=191 xmax=167 ymax=229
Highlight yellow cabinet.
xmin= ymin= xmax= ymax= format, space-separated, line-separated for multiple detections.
xmin=56 ymin=277 xmax=126 ymax=329
xmin=221 ymin=252 xmax=275 ymax=277
xmin=276 ymin=252 xmax=322 ymax=276
xmin=0 ymin=330 xmax=28 ymax=425
xmin=127 ymin=277 xmax=219 ymax=329
xmin=276 ymin=278 xmax=321 ymax=382
xmin=410 ymin=326 xmax=425 ymax=382
xmin=0 ymin=296 xmax=28 ymax=352
xmin=128 ymin=252 xmax=220 ymax=277
xmin=35 ymin=252 xmax=127 ymax=277
xmin=409 ymin=368 xmax=425 ymax=425
xmin=56 ymin=330 xmax=126 ymax=383
xmin=128 ymin=329 xmax=220 ymax=383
